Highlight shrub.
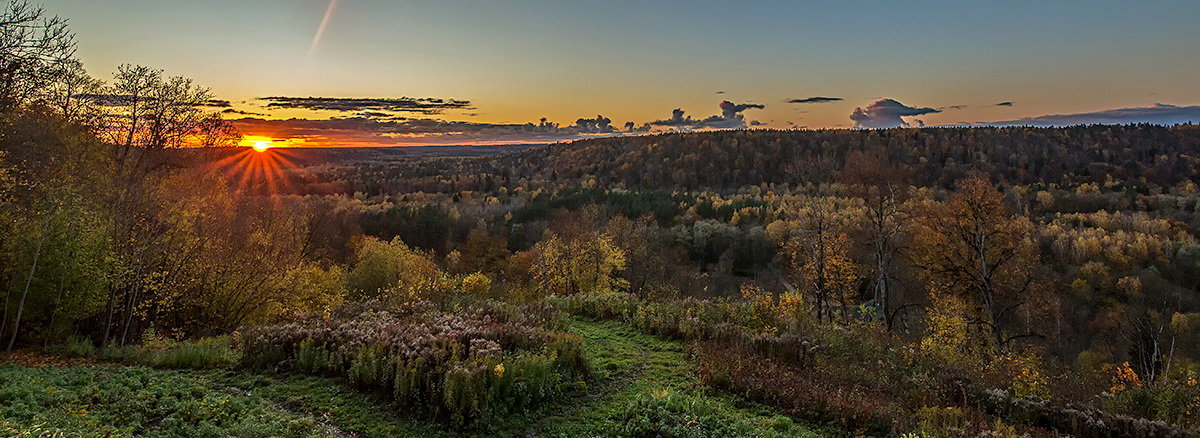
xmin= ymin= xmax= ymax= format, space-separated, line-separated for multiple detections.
xmin=152 ymin=336 xmax=239 ymax=369
xmin=240 ymin=302 xmax=591 ymax=428
xmin=697 ymin=343 xmax=902 ymax=435
xmin=70 ymin=335 xmax=238 ymax=369
xmin=96 ymin=344 xmax=144 ymax=363
xmin=53 ymin=336 xmax=96 ymax=358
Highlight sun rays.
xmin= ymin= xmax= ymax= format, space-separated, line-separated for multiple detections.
xmin=206 ymin=146 xmax=307 ymax=203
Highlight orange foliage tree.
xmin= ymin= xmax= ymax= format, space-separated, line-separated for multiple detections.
xmin=913 ymin=176 xmax=1042 ymax=354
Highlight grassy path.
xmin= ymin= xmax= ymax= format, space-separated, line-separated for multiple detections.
xmin=0 ymin=318 xmax=830 ymax=437
xmin=528 ymin=317 xmax=825 ymax=437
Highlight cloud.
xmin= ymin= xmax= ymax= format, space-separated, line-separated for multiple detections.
xmin=575 ymin=115 xmax=614 ymax=133
xmin=221 ymin=108 xmax=266 ymax=116
xmin=849 ymin=98 xmax=940 ymax=129
xmin=356 ymin=111 xmax=396 ymax=119
xmin=719 ymin=101 xmax=764 ymax=119
xmin=256 ymin=96 xmax=472 ymax=115
xmin=76 ymin=94 xmax=233 ymax=108
xmin=622 ymin=121 xmax=652 ymax=132
xmin=984 ymin=103 xmax=1200 ymax=127
xmin=651 ymin=108 xmax=693 ymax=127
xmin=996 ymin=101 xmax=1014 ymax=107
xmin=787 ymin=96 xmax=843 ymax=104
xmin=228 ymin=112 xmax=639 ymax=147
xmin=649 ymin=101 xmax=765 ymax=130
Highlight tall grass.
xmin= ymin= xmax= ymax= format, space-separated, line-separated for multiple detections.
xmin=52 ymin=334 xmax=239 ymax=369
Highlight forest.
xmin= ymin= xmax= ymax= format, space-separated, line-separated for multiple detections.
xmin=2 ymin=2 xmax=1200 ymax=437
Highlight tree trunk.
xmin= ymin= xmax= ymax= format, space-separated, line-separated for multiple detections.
xmin=102 ymin=286 xmax=116 ymax=345
xmin=45 ymin=253 xmax=70 ymax=347
xmin=0 ymin=274 xmax=17 ymax=343
xmin=45 ymin=222 xmax=75 ymax=347
xmin=7 ymin=214 xmax=50 ymax=352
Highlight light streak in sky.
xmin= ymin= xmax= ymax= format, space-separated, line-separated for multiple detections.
xmin=310 ymin=0 xmax=339 ymax=55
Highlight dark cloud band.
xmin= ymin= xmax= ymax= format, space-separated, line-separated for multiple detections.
xmin=257 ymin=96 xmax=473 ymax=115
xmin=787 ymin=97 xmax=843 ymax=104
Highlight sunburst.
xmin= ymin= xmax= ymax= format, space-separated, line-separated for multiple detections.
xmin=206 ymin=146 xmax=306 ymax=203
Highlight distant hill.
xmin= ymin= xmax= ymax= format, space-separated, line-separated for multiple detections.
xmin=485 ymin=124 xmax=1200 ymax=189
xmin=166 ymin=125 xmax=1200 ymax=196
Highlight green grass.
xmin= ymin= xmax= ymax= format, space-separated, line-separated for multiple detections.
xmin=528 ymin=317 xmax=828 ymax=437
xmin=0 ymin=365 xmax=327 ymax=437
xmin=0 ymin=318 xmax=832 ymax=437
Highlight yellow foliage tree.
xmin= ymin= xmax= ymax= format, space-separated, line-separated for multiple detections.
xmin=461 ymin=272 xmax=492 ymax=295
xmin=531 ymin=232 xmax=627 ymax=295
xmin=920 ymin=293 xmax=977 ymax=364
xmin=785 ymin=221 xmax=863 ymax=322
xmin=272 ymin=263 xmax=346 ymax=320
xmin=346 ymin=236 xmax=446 ymax=304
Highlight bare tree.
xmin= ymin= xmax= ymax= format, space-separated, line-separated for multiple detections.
xmin=45 ymin=59 xmax=103 ymax=125
xmin=0 ymin=0 xmax=75 ymax=111
xmin=839 ymin=150 xmax=913 ymax=329
xmin=100 ymin=65 xmax=229 ymax=150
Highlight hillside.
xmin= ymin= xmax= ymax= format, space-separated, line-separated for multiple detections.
xmin=498 ymin=125 xmax=1200 ymax=188
xmin=238 ymin=125 xmax=1200 ymax=197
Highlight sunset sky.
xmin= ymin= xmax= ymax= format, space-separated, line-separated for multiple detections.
xmin=47 ymin=0 xmax=1200 ymax=146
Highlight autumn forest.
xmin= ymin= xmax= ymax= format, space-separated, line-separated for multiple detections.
xmin=3 ymin=1 xmax=1200 ymax=437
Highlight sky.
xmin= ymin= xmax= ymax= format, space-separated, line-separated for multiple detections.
xmin=45 ymin=0 xmax=1200 ymax=146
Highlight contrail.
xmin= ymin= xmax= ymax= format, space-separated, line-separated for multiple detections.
xmin=310 ymin=0 xmax=339 ymax=55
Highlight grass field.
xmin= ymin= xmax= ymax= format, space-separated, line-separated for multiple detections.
xmin=0 ymin=318 xmax=829 ymax=437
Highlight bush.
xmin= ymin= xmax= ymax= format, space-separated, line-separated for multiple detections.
xmin=240 ymin=302 xmax=591 ymax=428
xmin=53 ymin=336 xmax=96 ymax=358
xmin=96 ymin=344 xmax=144 ymax=363
xmin=152 ymin=336 xmax=239 ymax=369
xmin=696 ymin=343 xmax=902 ymax=435
xmin=77 ymin=336 xmax=238 ymax=369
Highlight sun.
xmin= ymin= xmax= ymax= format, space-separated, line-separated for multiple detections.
xmin=240 ymin=135 xmax=279 ymax=151
xmin=250 ymin=140 xmax=273 ymax=152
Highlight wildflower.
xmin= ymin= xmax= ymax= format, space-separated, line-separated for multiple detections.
xmin=493 ymin=363 xmax=505 ymax=377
